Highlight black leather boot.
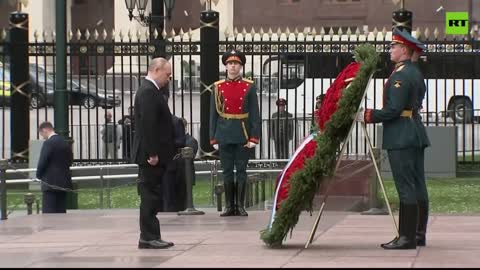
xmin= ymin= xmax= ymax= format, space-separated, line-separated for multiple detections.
xmin=382 ymin=203 xmax=417 ymax=250
xmin=220 ymin=181 xmax=236 ymax=217
xmin=416 ymin=200 xmax=429 ymax=246
xmin=381 ymin=202 xmax=403 ymax=248
xmin=236 ymin=180 xmax=248 ymax=217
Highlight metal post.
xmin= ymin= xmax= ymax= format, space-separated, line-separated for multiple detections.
xmin=106 ymin=177 xmax=111 ymax=209
xmin=178 ymin=147 xmax=205 ymax=215
xmin=9 ymin=11 xmax=30 ymax=163
xmin=99 ymin=167 xmax=104 ymax=209
xmin=199 ymin=7 xmax=219 ymax=159
xmin=54 ymin=0 xmax=69 ymax=140
xmin=24 ymin=193 xmax=35 ymax=215
xmin=36 ymin=199 xmax=40 ymax=214
xmin=151 ymin=0 xmax=165 ymax=58
xmin=0 ymin=159 xmax=7 ymax=220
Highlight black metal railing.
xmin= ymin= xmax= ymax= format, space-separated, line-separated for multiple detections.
xmin=0 ymin=27 xmax=479 ymax=163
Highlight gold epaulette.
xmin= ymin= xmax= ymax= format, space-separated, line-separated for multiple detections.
xmin=242 ymin=78 xmax=254 ymax=84
xmin=214 ymin=79 xmax=225 ymax=86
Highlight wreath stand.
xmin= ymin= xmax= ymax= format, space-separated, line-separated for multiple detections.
xmin=304 ymin=74 xmax=399 ymax=249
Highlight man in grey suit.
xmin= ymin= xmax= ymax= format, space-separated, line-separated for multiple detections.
xmin=132 ymin=57 xmax=175 ymax=249
xmin=36 ymin=122 xmax=73 ymax=213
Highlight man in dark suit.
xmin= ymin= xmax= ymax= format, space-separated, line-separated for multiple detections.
xmin=132 ymin=57 xmax=175 ymax=249
xmin=270 ymin=98 xmax=293 ymax=159
xmin=36 ymin=121 xmax=73 ymax=214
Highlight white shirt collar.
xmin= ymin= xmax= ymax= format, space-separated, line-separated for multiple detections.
xmin=48 ymin=132 xmax=57 ymax=139
xmin=145 ymin=76 xmax=160 ymax=90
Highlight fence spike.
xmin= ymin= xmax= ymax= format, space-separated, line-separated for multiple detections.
xmin=93 ymin=29 xmax=99 ymax=40
xmin=303 ymin=27 xmax=309 ymax=36
xmin=355 ymin=27 xmax=361 ymax=36
xmin=223 ymin=27 xmax=230 ymax=38
xmin=381 ymin=26 xmax=387 ymax=37
xmin=267 ymin=27 xmax=273 ymax=37
xmin=85 ymin=29 xmax=91 ymax=40
xmin=250 ymin=26 xmax=256 ymax=36
xmin=424 ymin=27 xmax=430 ymax=39
xmin=119 ymin=29 xmax=124 ymax=40
xmin=378 ymin=29 xmax=384 ymax=39
xmin=179 ymin=27 xmax=185 ymax=39
xmin=294 ymin=27 xmax=299 ymax=36
xmin=127 ymin=29 xmax=132 ymax=40
xmin=52 ymin=31 xmax=56 ymax=40
xmin=161 ymin=28 xmax=167 ymax=39
xmin=433 ymin=27 xmax=439 ymax=39
xmin=363 ymin=25 xmax=369 ymax=35
xmin=233 ymin=27 xmax=239 ymax=37
xmin=103 ymin=28 xmax=109 ymax=40
xmin=68 ymin=29 xmax=73 ymax=41
xmin=111 ymin=29 xmax=116 ymax=41
xmin=42 ymin=30 xmax=48 ymax=42
xmin=152 ymin=28 xmax=158 ymax=40
xmin=76 ymin=29 xmax=82 ymax=40
xmin=33 ymin=29 xmax=39 ymax=41
xmin=414 ymin=27 xmax=421 ymax=39
xmin=241 ymin=27 xmax=247 ymax=37
xmin=346 ymin=27 xmax=352 ymax=36
xmin=311 ymin=27 xmax=317 ymax=36
xmin=285 ymin=27 xmax=291 ymax=36
xmin=170 ymin=28 xmax=176 ymax=38
xmin=136 ymin=28 xmax=142 ymax=40
xmin=337 ymin=27 xmax=343 ymax=35
xmin=372 ymin=27 xmax=378 ymax=37
xmin=187 ymin=28 xmax=193 ymax=39
xmin=319 ymin=27 xmax=325 ymax=37
xmin=259 ymin=27 xmax=265 ymax=35
xmin=328 ymin=27 xmax=334 ymax=36
xmin=143 ymin=29 xmax=149 ymax=41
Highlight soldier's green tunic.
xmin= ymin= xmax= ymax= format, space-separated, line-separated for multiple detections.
xmin=365 ymin=59 xmax=430 ymax=204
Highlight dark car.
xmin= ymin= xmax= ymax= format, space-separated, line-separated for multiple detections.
xmin=0 ymin=63 xmax=121 ymax=109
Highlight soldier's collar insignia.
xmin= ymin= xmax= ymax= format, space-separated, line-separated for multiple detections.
xmin=394 ymin=80 xmax=402 ymax=88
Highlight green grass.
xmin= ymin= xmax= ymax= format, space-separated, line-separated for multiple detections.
xmin=6 ymin=176 xmax=480 ymax=215
xmin=379 ymin=177 xmax=480 ymax=214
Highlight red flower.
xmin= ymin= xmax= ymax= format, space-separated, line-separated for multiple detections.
xmin=316 ymin=62 xmax=361 ymax=131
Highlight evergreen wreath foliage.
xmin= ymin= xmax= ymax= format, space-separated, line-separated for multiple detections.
xmin=260 ymin=44 xmax=380 ymax=247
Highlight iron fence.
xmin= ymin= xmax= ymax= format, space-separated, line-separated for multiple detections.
xmin=0 ymin=26 xmax=479 ymax=163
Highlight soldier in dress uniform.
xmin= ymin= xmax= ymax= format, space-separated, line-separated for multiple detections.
xmin=210 ymin=49 xmax=261 ymax=217
xmin=356 ymin=28 xmax=430 ymax=250
xmin=270 ymin=98 xmax=293 ymax=159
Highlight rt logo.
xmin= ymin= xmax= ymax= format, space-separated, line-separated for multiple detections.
xmin=446 ymin=12 xmax=469 ymax=35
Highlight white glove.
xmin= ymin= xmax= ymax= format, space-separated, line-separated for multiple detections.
xmin=354 ymin=108 xmax=365 ymax=123
xmin=212 ymin=144 xmax=219 ymax=150
xmin=244 ymin=141 xmax=257 ymax=148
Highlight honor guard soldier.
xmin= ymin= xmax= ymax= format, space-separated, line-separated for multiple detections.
xmin=356 ymin=28 xmax=430 ymax=249
xmin=270 ymin=98 xmax=293 ymax=159
xmin=210 ymin=49 xmax=261 ymax=217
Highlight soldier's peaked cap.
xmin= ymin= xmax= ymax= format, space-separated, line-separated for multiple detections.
xmin=276 ymin=98 xmax=287 ymax=106
xmin=222 ymin=49 xmax=246 ymax=65
xmin=391 ymin=28 xmax=426 ymax=53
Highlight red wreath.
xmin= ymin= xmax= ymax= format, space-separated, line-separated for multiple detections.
xmin=273 ymin=61 xmax=361 ymax=211
xmin=315 ymin=62 xmax=361 ymax=131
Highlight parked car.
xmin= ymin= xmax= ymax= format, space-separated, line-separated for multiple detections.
xmin=0 ymin=63 xmax=121 ymax=109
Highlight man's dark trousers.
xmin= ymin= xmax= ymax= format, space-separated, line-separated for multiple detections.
xmin=42 ymin=190 xmax=67 ymax=213
xmin=219 ymin=144 xmax=250 ymax=210
xmin=138 ymin=165 xmax=166 ymax=241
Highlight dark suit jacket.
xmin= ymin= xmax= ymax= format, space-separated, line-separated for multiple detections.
xmin=36 ymin=134 xmax=73 ymax=191
xmin=132 ymin=79 xmax=175 ymax=169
